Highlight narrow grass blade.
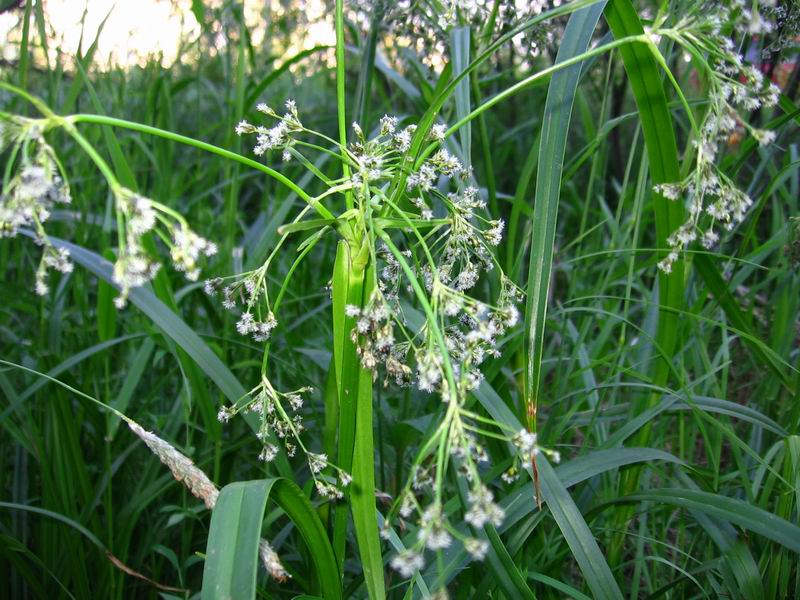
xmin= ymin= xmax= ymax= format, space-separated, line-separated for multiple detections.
xmin=450 ymin=26 xmax=471 ymax=167
xmin=472 ymin=381 xmax=636 ymax=598
xmin=537 ymin=458 xmax=624 ymax=599
xmin=529 ymin=572 xmax=593 ymax=600
xmin=353 ymin=10 xmax=381 ymax=127
xmin=270 ymin=479 xmax=343 ymax=600
xmin=524 ymin=0 xmax=607 ymax=429
xmin=694 ymin=253 xmax=793 ymax=392
xmin=602 ymin=0 xmax=685 ymax=560
xmin=108 ymin=338 xmax=155 ymax=437
xmin=245 ymin=45 xmax=331 ymax=108
xmin=518 ymin=8 xmax=624 ymax=595
xmin=603 ymin=0 xmax=684 ymax=391
xmin=484 ymin=524 xmax=536 ymax=600
xmin=97 ymin=248 xmax=119 ymax=342
xmin=623 ymin=488 xmax=800 ymax=554
xmin=0 ymin=502 xmax=182 ymax=593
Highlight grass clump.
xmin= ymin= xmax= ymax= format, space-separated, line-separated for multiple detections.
xmin=1 ymin=0 xmax=799 ymax=598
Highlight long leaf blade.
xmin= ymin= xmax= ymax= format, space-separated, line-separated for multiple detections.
xmin=202 ymin=480 xmax=275 ymax=600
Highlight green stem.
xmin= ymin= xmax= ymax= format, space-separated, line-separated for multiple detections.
xmin=335 ymin=0 xmax=353 ymax=211
xmin=67 ymin=114 xmax=334 ymax=220
xmin=420 ymin=34 xmax=651 ymax=167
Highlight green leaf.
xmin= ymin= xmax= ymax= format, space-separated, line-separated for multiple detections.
xmin=623 ymin=488 xmax=800 ymax=554
xmin=270 ymin=479 xmax=343 ymax=600
xmin=602 ymin=0 xmax=685 ymax=561
xmin=331 ymin=243 xmax=385 ymax=599
xmin=450 ymin=26 xmax=472 ymax=168
xmin=674 ymin=473 xmax=764 ymax=600
xmin=12 ymin=334 xmax=139 ymax=405
xmin=202 ymin=480 xmax=276 ymax=600
xmin=603 ymin=0 xmax=684 ymax=395
xmin=524 ymin=0 xmax=607 ymax=427
xmin=520 ymin=6 xmax=624 ymax=597
xmin=472 ymin=381 xmax=637 ymax=600
xmin=555 ymin=447 xmax=683 ymax=488
xmin=538 ymin=457 xmax=624 ymax=600
xmin=351 ymin=314 xmax=386 ymax=600
xmin=202 ymin=479 xmax=342 ymax=600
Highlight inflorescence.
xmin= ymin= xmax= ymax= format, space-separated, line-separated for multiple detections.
xmin=650 ymin=3 xmax=781 ymax=273
xmin=226 ymin=99 xmax=565 ymax=578
xmin=0 ymin=113 xmax=216 ymax=307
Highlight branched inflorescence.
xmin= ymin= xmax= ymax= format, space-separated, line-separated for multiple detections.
xmin=0 ymin=113 xmax=216 ymax=307
xmin=350 ymin=0 xmax=560 ymax=67
xmin=1 ymin=117 xmax=73 ymax=295
xmin=651 ymin=2 xmax=781 ymax=273
xmin=224 ymin=100 xmax=561 ymax=578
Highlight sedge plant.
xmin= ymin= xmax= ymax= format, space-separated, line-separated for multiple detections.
xmin=1 ymin=0 xmax=799 ymax=598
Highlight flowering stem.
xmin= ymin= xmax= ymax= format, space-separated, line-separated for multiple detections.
xmin=377 ymin=233 xmax=457 ymax=394
xmin=417 ymin=34 xmax=653 ymax=168
xmin=60 ymin=123 xmax=119 ymax=189
xmin=0 ymin=81 xmax=56 ymax=119
xmin=67 ymin=114 xmax=336 ymax=220
xmin=329 ymin=239 xmax=385 ymax=598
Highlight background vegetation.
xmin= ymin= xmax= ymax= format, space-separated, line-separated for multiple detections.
xmin=1 ymin=0 xmax=799 ymax=598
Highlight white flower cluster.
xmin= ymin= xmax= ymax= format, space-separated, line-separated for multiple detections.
xmin=112 ymin=190 xmax=162 ymax=307
xmin=347 ymin=291 xmax=413 ymax=387
xmin=350 ymin=0 xmax=559 ymax=66
xmin=349 ymin=260 xmax=521 ymax=405
xmin=654 ymin=3 xmax=782 ymax=274
xmin=113 ymin=188 xmax=216 ymax=307
xmin=386 ymin=477 xmax=504 ymax=578
xmin=464 ymin=485 xmax=505 ymax=528
xmin=0 ymin=162 xmax=71 ymax=239
xmin=0 ymin=114 xmax=216 ymax=306
xmin=35 ymin=246 xmax=74 ymax=296
xmin=217 ymin=377 xmax=310 ymax=460
xmin=0 ymin=132 xmax=74 ymax=296
xmin=236 ymin=99 xmax=303 ymax=161
xmin=231 ymin=102 xmax=528 ymax=575
xmin=171 ymin=227 xmax=217 ymax=281
xmin=502 ymin=428 xmax=560 ymax=483
xmin=216 ymin=376 xmax=352 ymax=501
xmin=389 ymin=549 xmax=426 ymax=578
xmin=204 ymin=268 xmax=278 ymax=342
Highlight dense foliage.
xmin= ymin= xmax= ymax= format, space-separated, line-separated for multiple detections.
xmin=1 ymin=0 xmax=799 ymax=598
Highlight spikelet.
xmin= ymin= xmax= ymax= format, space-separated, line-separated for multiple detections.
xmin=128 ymin=422 xmax=219 ymax=509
